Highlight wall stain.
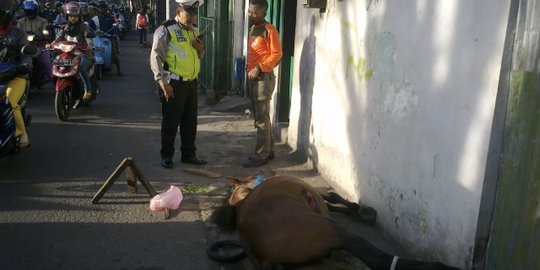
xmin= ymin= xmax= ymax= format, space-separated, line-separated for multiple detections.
xmin=347 ymin=56 xmax=374 ymax=81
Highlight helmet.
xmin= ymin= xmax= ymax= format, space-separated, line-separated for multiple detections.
xmin=22 ymin=0 xmax=38 ymax=11
xmin=64 ymin=2 xmax=81 ymax=16
xmin=176 ymin=0 xmax=203 ymax=14
xmin=175 ymin=0 xmax=204 ymax=6
xmin=97 ymin=0 xmax=107 ymax=9
xmin=22 ymin=0 xmax=39 ymax=18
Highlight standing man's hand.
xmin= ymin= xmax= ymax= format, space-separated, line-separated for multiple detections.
xmin=192 ymin=36 xmax=204 ymax=56
xmin=161 ymin=82 xmax=174 ymax=102
xmin=248 ymin=66 xmax=261 ymax=80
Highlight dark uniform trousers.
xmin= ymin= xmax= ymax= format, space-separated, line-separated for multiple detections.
xmin=160 ymin=78 xmax=199 ymax=159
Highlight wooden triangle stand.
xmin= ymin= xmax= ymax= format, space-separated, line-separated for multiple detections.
xmin=92 ymin=157 xmax=157 ymax=204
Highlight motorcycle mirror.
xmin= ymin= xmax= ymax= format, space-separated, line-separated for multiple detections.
xmin=21 ymin=44 xmax=39 ymax=57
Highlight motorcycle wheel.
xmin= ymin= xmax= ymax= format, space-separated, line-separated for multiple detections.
xmin=11 ymin=137 xmax=20 ymax=155
xmin=96 ymin=65 xmax=103 ymax=80
xmin=55 ymin=88 xmax=71 ymax=121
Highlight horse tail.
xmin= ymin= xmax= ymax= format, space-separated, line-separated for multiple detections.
xmin=210 ymin=199 xmax=238 ymax=231
xmin=342 ymin=232 xmax=461 ymax=270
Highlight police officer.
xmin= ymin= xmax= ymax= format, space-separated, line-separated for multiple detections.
xmin=150 ymin=0 xmax=206 ymax=169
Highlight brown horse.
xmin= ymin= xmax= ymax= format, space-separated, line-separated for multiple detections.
xmin=211 ymin=175 xmax=459 ymax=270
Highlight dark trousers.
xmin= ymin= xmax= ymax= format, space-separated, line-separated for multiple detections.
xmin=160 ymin=79 xmax=199 ymax=159
xmin=138 ymin=28 xmax=147 ymax=44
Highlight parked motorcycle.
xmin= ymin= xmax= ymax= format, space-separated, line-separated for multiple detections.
xmin=49 ymin=39 xmax=95 ymax=121
xmin=0 ymin=45 xmax=38 ymax=158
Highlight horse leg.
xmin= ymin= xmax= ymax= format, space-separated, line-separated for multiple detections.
xmin=322 ymin=191 xmax=360 ymax=213
xmin=322 ymin=191 xmax=377 ymax=224
xmin=342 ymin=232 xmax=460 ymax=270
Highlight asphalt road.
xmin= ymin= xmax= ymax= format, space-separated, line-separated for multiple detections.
xmin=0 ymin=31 xmax=248 ymax=270
xmin=0 ymin=31 xmax=398 ymax=270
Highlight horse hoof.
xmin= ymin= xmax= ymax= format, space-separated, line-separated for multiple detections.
xmin=355 ymin=206 xmax=377 ymax=225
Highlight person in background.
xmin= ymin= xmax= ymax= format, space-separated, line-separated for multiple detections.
xmin=242 ymin=0 xmax=282 ymax=168
xmin=17 ymin=0 xmax=48 ymax=34
xmin=17 ymin=0 xmax=51 ymax=85
xmin=90 ymin=0 xmax=122 ymax=76
xmin=87 ymin=2 xmax=98 ymax=24
xmin=147 ymin=8 xmax=155 ymax=31
xmin=0 ymin=0 xmax=33 ymax=147
xmin=49 ymin=2 xmax=93 ymax=101
xmin=135 ymin=7 xmax=148 ymax=46
xmin=53 ymin=2 xmax=66 ymax=25
xmin=149 ymin=0 xmax=206 ymax=169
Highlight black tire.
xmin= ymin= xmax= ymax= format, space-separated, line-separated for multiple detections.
xmin=96 ymin=65 xmax=103 ymax=80
xmin=55 ymin=89 xmax=71 ymax=121
xmin=8 ymin=137 xmax=19 ymax=155
xmin=206 ymin=240 xmax=245 ymax=263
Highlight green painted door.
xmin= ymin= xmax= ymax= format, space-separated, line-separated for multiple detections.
xmin=266 ymin=0 xmax=295 ymax=123
xmin=473 ymin=0 xmax=540 ymax=269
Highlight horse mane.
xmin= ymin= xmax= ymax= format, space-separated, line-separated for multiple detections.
xmin=210 ymin=198 xmax=238 ymax=232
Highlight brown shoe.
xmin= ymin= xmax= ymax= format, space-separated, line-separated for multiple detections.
xmin=243 ymin=157 xmax=268 ymax=168
xmin=83 ymin=92 xmax=92 ymax=101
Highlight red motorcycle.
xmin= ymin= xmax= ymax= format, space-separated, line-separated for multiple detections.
xmin=49 ymin=40 xmax=93 ymax=121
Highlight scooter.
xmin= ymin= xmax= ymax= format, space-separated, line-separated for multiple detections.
xmin=0 ymin=45 xmax=37 ymax=158
xmin=26 ymin=31 xmax=50 ymax=90
xmin=0 ymin=79 xmax=17 ymax=157
xmin=49 ymin=40 xmax=95 ymax=121
xmin=92 ymin=27 xmax=115 ymax=80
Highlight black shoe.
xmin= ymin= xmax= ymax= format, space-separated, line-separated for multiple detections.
xmin=243 ymin=157 xmax=268 ymax=168
xmin=268 ymin=151 xmax=274 ymax=160
xmin=181 ymin=157 xmax=207 ymax=165
xmin=161 ymin=158 xmax=173 ymax=169
xmin=249 ymin=151 xmax=274 ymax=161
xmin=117 ymin=71 xmax=123 ymax=77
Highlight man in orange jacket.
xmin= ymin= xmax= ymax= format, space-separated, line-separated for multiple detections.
xmin=243 ymin=0 xmax=283 ymax=168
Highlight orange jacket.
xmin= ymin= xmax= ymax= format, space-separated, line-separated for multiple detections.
xmin=247 ymin=22 xmax=283 ymax=73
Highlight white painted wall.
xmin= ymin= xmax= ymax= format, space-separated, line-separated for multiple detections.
xmin=288 ymin=0 xmax=511 ymax=268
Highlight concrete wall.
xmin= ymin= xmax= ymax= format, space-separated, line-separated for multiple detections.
xmin=287 ymin=0 xmax=511 ymax=268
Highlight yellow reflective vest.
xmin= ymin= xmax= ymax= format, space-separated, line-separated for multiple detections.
xmin=164 ymin=23 xmax=200 ymax=81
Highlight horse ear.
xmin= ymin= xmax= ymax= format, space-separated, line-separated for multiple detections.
xmin=226 ymin=176 xmax=242 ymax=188
xmin=229 ymin=186 xmax=251 ymax=206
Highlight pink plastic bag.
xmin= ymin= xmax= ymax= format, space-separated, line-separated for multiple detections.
xmin=149 ymin=185 xmax=183 ymax=211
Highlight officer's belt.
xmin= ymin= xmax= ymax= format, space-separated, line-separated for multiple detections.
xmin=169 ymin=71 xmax=193 ymax=82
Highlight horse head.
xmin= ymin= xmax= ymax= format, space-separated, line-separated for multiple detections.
xmin=226 ymin=175 xmax=256 ymax=206
xmin=210 ymin=175 xmax=258 ymax=232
